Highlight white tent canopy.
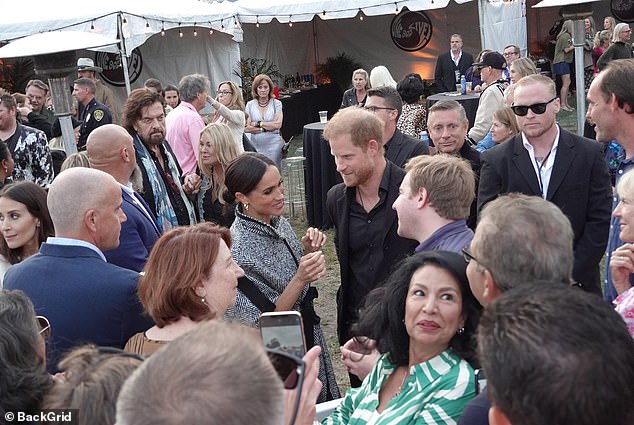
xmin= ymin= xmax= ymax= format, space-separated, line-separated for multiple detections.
xmin=0 ymin=0 xmax=242 ymax=54
xmin=215 ymin=0 xmax=473 ymax=23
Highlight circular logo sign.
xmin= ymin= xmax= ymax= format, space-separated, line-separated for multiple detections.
xmin=94 ymin=48 xmax=143 ymax=87
xmin=611 ymin=0 xmax=633 ymax=23
xmin=391 ymin=10 xmax=433 ymax=52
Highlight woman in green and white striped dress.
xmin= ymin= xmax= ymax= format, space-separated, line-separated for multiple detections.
xmin=324 ymin=251 xmax=481 ymax=425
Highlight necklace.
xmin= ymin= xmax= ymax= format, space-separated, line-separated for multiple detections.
xmin=395 ymin=367 xmax=410 ymax=396
xmin=258 ymin=99 xmax=270 ymax=107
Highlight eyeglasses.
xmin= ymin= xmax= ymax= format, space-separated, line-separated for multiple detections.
xmin=217 ymin=90 xmax=233 ymax=96
xmin=503 ymin=51 xmax=519 ymax=57
xmin=461 ymin=247 xmax=480 ymax=265
xmin=511 ymin=97 xmax=557 ymax=116
xmin=365 ymin=106 xmax=395 ymax=113
xmin=36 ymin=315 xmax=51 ymax=340
xmin=267 ymin=349 xmax=305 ymax=425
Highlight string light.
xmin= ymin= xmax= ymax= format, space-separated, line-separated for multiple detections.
xmin=123 ymin=17 xmax=128 ymax=24
xmin=359 ymin=9 xmax=364 ymax=20
xmin=221 ymin=19 xmax=224 ymax=30
xmin=145 ymin=20 xmax=150 ymax=29
xmin=193 ymin=27 xmax=198 ymax=37
xmin=256 ymin=15 xmax=260 ymax=28
xmin=288 ymin=16 xmax=292 ymax=27
xmin=209 ymin=21 xmax=213 ymax=35
xmin=90 ymin=20 xmax=95 ymax=30
xmin=394 ymin=2 xmax=399 ymax=14
xmin=178 ymin=23 xmax=183 ymax=38
xmin=322 ymin=10 xmax=326 ymax=16
xmin=161 ymin=21 xmax=165 ymax=36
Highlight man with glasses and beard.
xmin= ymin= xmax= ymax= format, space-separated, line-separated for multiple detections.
xmin=87 ymin=124 xmax=162 ymax=272
xmin=122 ymin=89 xmax=197 ymax=231
xmin=478 ymin=74 xmax=612 ymax=294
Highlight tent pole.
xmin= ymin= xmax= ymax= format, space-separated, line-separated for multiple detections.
xmin=572 ymin=19 xmax=585 ymax=136
xmin=312 ymin=19 xmax=319 ymax=67
xmin=117 ymin=13 xmax=132 ymax=95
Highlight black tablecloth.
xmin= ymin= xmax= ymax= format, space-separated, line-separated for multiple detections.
xmin=303 ymin=122 xmax=342 ymax=228
xmin=281 ymin=84 xmax=341 ymax=138
xmin=425 ymin=92 xmax=480 ymax=129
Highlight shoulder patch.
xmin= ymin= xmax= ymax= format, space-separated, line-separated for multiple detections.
xmin=93 ymin=110 xmax=104 ymax=122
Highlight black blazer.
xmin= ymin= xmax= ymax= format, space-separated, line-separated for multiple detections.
xmin=324 ymin=161 xmax=418 ymax=343
xmin=385 ymin=129 xmax=429 ymax=168
xmin=478 ymin=129 xmax=612 ymax=293
xmin=434 ymin=51 xmax=474 ymax=93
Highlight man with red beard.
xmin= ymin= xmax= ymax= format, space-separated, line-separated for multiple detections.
xmin=121 ymin=89 xmax=197 ymax=231
xmin=478 ymin=74 xmax=611 ymax=295
xmin=323 ymin=107 xmax=417 ymax=386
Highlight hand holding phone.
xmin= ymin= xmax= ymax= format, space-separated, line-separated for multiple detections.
xmin=260 ymin=311 xmax=306 ymax=358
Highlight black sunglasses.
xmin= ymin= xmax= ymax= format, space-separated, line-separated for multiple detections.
xmin=267 ymin=349 xmax=305 ymax=425
xmin=511 ymin=97 xmax=557 ymax=116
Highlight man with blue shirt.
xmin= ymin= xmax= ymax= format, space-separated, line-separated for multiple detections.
xmin=587 ymin=59 xmax=634 ymax=302
xmin=392 ymin=154 xmax=475 ymax=253
xmin=4 ymin=167 xmax=152 ymax=371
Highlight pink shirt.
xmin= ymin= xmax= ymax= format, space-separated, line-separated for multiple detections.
xmin=165 ymin=101 xmax=204 ymax=176
xmin=614 ymin=287 xmax=634 ymax=338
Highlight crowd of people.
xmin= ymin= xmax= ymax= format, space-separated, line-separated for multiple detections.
xmin=1 ymin=16 xmax=634 ymax=425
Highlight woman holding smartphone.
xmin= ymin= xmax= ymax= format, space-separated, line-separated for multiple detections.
xmin=223 ymin=152 xmax=340 ymax=402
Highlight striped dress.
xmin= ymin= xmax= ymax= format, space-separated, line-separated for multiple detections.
xmin=324 ymin=349 xmax=475 ymax=425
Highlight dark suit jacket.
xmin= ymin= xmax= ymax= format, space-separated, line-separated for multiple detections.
xmin=324 ymin=161 xmax=418 ymax=343
xmin=478 ymin=129 xmax=612 ymax=293
xmin=385 ymin=129 xmax=429 ymax=168
xmin=4 ymin=243 xmax=153 ymax=371
xmin=104 ymin=190 xmax=161 ymax=272
xmin=434 ymin=51 xmax=474 ymax=93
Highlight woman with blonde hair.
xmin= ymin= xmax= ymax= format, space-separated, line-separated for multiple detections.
xmin=369 ymin=66 xmax=397 ymax=88
xmin=196 ymin=122 xmax=241 ymax=226
xmin=553 ymin=20 xmax=575 ymax=111
xmin=509 ymin=58 xmax=538 ymax=84
xmin=597 ymin=23 xmax=633 ymax=70
xmin=208 ymin=80 xmax=246 ymax=152
xmin=341 ymin=68 xmax=370 ymax=108
xmin=593 ymin=30 xmax=611 ymax=76
xmin=244 ymin=74 xmax=284 ymax=169
xmin=490 ymin=107 xmax=520 ymax=145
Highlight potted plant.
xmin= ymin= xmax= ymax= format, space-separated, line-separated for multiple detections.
xmin=315 ymin=52 xmax=362 ymax=94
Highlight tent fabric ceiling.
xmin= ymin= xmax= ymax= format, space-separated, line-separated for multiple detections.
xmin=0 ymin=0 xmax=241 ymax=52
xmin=204 ymin=0 xmax=473 ymax=23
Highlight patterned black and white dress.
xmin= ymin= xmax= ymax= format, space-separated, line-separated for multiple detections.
xmin=225 ymin=207 xmax=341 ymax=402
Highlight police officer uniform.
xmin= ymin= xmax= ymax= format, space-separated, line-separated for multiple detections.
xmin=77 ymin=98 xmax=112 ymax=150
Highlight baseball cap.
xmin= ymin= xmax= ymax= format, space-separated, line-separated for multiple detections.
xmin=472 ymin=51 xmax=506 ymax=70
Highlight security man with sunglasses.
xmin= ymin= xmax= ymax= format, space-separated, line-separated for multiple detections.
xmin=478 ymin=74 xmax=612 ymax=295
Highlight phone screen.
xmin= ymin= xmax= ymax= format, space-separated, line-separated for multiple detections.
xmin=261 ymin=317 xmax=305 ymax=358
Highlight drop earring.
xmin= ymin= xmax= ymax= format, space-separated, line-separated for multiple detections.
xmin=244 ymin=202 xmax=249 ymax=211
xmin=457 ymin=327 xmax=465 ymax=335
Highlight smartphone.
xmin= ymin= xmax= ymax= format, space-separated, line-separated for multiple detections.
xmin=260 ymin=311 xmax=306 ymax=358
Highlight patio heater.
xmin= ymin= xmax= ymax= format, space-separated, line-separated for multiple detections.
xmin=0 ymin=31 xmax=120 ymax=155
xmin=533 ymin=0 xmax=600 ymax=136
xmin=33 ymin=51 xmax=78 ymax=155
